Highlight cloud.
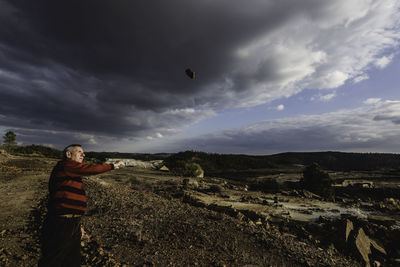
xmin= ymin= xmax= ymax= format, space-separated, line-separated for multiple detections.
xmin=146 ymin=132 xmax=163 ymax=141
xmin=177 ymin=100 xmax=400 ymax=154
xmin=0 ymin=0 xmax=399 ymax=149
xmin=353 ymin=74 xmax=369 ymax=83
xmin=364 ymin=98 xmax=381 ymax=105
xmin=373 ymin=100 xmax=400 ymax=124
xmin=374 ymin=54 xmax=395 ymax=69
xmin=311 ymin=93 xmax=336 ymax=102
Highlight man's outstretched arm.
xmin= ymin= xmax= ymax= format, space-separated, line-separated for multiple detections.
xmin=65 ymin=161 xmax=125 ymax=176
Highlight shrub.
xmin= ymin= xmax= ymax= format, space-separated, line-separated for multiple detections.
xmin=301 ymin=162 xmax=332 ymax=193
xmin=10 ymin=145 xmax=62 ymax=158
xmin=183 ymin=162 xmax=204 ymax=177
xmin=167 ymin=160 xmax=204 ymax=177
xmin=258 ymin=178 xmax=281 ymax=193
xmin=249 ymin=178 xmax=281 ymax=193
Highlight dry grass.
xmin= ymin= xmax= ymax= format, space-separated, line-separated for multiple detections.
xmin=0 ymin=158 xmax=56 ymax=180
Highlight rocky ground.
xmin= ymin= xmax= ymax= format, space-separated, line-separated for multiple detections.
xmin=0 ymin=154 xmax=399 ymax=266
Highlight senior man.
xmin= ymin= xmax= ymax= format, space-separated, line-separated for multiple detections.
xmin=39 ymin=144 xmax=125 ymax=267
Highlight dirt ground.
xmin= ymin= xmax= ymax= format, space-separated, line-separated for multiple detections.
xmin=0 ymin=154 xmax=382 ymax=266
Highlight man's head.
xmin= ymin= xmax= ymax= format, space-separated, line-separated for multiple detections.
xmin=63 ymin=144 xmax=85 ymax=163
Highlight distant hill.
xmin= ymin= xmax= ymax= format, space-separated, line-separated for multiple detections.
xmin=6 ymin=145 xmax=400 ymax=172
xmin=165 ymin=151 xmax=400 ymax=172
xmin=268 ymin=151 xmax=400 ymax=171
xmin=6 ymin=145 xmax=171 ymax=162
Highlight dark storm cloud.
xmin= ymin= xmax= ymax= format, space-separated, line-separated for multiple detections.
xmin=2 ymin=0 xmax=293 ymax=90
xmin=0 ymin=0 xmax=399 ymax=150
xmin=0 ymin=0 xmax=299 ymax=138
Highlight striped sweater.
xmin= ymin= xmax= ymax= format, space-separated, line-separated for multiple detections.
xmin=48 ymin=159 xmax=114 ymax=215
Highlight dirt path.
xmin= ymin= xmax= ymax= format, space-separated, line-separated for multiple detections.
xmin=0 ymin=173 xmax=48 ymax=266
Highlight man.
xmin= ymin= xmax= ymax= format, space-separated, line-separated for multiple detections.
xmin=39 ymin=144 xmax=125 ymax=267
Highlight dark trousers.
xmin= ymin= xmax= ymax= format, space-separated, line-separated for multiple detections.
xmin=38 ymin=215 xmax=82 ymax=267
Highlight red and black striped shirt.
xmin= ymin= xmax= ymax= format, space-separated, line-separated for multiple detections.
xmin=48 ymin=159 xmax=113 ymax=215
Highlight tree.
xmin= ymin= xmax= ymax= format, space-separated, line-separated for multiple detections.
xmin=2 ymin=131 xmax=17 ymax=151
xmin=301 ymin=162 xmax=332 ymax=193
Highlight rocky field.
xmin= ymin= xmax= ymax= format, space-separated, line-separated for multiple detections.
xmin=0 ymin=154 xmax=399 ymax=266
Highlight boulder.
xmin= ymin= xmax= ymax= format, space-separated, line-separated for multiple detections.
xmin=159 ymin=165 xmax=169 ymax=172
xmin=351 ymin=227 xmax=386 ymax=267
xmin=370 ymin=239 xmax=386 ymax=256
xmin=345 ymin=219 xmax=354 ymax=242
xmin=355 ymin=228 xmax=371 ymax=266
xmin=384 ymin=198 xmax=397 ymax=205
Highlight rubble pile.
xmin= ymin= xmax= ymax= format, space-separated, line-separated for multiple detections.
xmin=79 ymin=177 xmax=360 ymax=266
xmin=1 ymin=154 xmax=398 ymax=266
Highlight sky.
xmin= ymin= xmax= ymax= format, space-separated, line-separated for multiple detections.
xmin=1 ymin=0 xmax=400 ymax=154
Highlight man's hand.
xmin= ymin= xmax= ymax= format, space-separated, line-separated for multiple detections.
xmin=113 ymin=161 xmax=125 ymax=169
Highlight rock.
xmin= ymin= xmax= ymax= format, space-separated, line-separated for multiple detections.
xmin=282 ymin=233 xmax=297 ymax=239
xmin=280 ymin=191 xmax=290 ymax=196
xmin=159 ymin=165 xmax=169 ymax=172
xmin=354 ymin=228 xmax=371 ymax=266
xmin=384 ymin=198 xmax=396 ymax=205
xmin=236 ymin=212 xmax=245 ymax=221
xmin=370 ymin=239 xmax=386 ymax=256
xmin=302 ymin=190 xmax=321 ymax=199
xmin=262 ymin=199 xmax=270 ymax=205
xmin=350 ymin=227 xmax=386 ymax=267
xmin=183 ymin=178 xmax=199 ymax=189
xmin=208 ymin=185 xmax=223 ymax=193
xmin=327 ymin=243 xmax=337 ymax=255
xmin=291 ymin=189 xmax=300 ymax=196
xmin=269 ymin=216 xmax=284 ymax=224
xmin=345 ymin=219 xmax=354 ymax=242
xmin=368 ymin=215 xmax=396 ymax=226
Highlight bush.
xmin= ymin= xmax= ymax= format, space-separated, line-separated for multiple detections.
xmin=249 ymin=178 xmax=281 ymax=193
xmin=183 ymin=162 xmax=204 ymax=178
xmin=10 ymin=145 xmax=62 ymax=158
xmin=301 ymin=162 xmax=332 ymax=193
xmin=167 ymin=160 xmax=204 ymax=177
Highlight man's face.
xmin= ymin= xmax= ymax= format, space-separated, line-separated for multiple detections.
xmin=67 ymin=146 xmax=85 ymax=163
